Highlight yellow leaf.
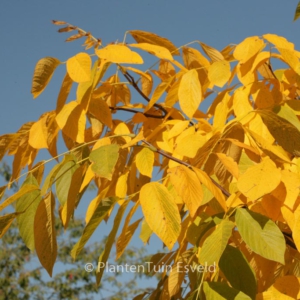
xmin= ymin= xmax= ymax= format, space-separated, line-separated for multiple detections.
xmin=141 ymin=72 xmax=153 ymax=97
xmin=167 ymin=120 xmax=190 ymax=139
xmin=281 ymin=170 xmax=300 ymax=210
xmin=115 ymin=171 xmax=129 ymax=199
xmin=29 ymin=115 xmax=49 ymax=149
xmin=263 ymin=34 xmax=294 ymax=50
xmin=213 ymin=101 xmax=228 ymax=129
xmin=139 ymin=182 xmax=181 ymax=250
xmin=125 ymin=66 xmax=152 ymax=81
xmin=293 ymin=205 xmax=300 ymax=251
xmin=233 ymin=36 xmax=265 ymax=63
xmin=56 ymin=101 xmax=86 ymax=143
xmin=168 ymin=165 xmax=203 ymax=217
xmin=200 ymin=42 xmax=224 ymax=62
xmin=215 ymin=153 xmax=239 ymax=179
xmin=178 ymin=69 xmax=202 ymax=119
xmin=0 ymin=184 xmax=40 ymax=212
xmin=31 ymin=57 xmax=61 ymax=98
xmin=129 ymin=30 xmax=180 ymax=55
xmin=145 ymin=76 xmax=174 ymax=111
xmin=79 ymin=165 xmax=94 ymax=193
xmin=175 ymin=132 xmax=206 ymax=158
xmin=237 ymin=157 xmax=281 ymax=202
xmin=34 ymin=192 xmax=57 ymax=277
xmin=95 ymin=44 xmax=143 ymax=64
xmin=193 ymin=167 xmax=227 ymax=211
xmin=129 ymin=43 xmax=173 ymax=61
xmin=56 ymin=73 xmax=73 ymax=114
xmin=66 ymin=52 xmax=91 ymax=83
xmin=136 ymin=147 xmax=154 ymax=178
xmin=208 ymin=60 xmax=231 ymax=88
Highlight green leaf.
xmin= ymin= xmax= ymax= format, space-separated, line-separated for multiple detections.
xmin=219 ymin=245 xmax=257 ymax=300
xmin=89 ymin=144 xmax=119 ymax=180
xmin=71 ymin=196 xmax=117 ymax=259
xmin=294 ymin=1 xmax=300 ymax=21
xmin=41 ymin=154 xmax=76 ymax=195
xmin=235 ymin=208 xmax=285 ymax=264
xmin=16 ymin=174 xmax=42 ymax=250
xmin=55 ymin=160 xmax=79 ymax=206
xmin=96 ymin=201 xmax=129 ymax=285
xmin=199 ymin=218 xmax=234 ymax=265
xmin=203 ymin=282 xmax=251 ymax=300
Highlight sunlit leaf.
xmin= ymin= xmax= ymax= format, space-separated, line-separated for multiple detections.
xmin=208 ymin=60 xmax=231 ymax=87
xmin=129 ymin=43 xmax=173 ymax=60
xmin=140 ymin=182 xmax=181 ymax=250
xmin=235 ymin=208 xmax=285 ymax=264
xmin=178 ymin=69 xmax=202 ymax=119
xmin=95 ymin=44 xmax=143 ymax=64
xmin=66 ymin=52 xmax=91 ymax=82
xmin=136 ymin=147 xmax=154 ymax=178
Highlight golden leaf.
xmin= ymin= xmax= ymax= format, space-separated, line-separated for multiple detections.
xmin=233 ymin=36 xmax=265 ymax=63
xmin=237 ymin=157 xmax=281 ymax=202
xmin=66 ymin=52 xmax=91 ymax=83
xmin=208 ymin=60 xmax=231 ymax=88
xmin=136 ymin=147 xmax=154 ymax=178
xmin=168 ymin=165 xmax=203 ymax=217
xmin=129 ymin=43 xmax=173 ymax=61
xmin=95 ymin=44 xmax=143 ymax=64
xmin=139 ymin=182 xmax=181 ymax=250
xmin=129 ymin=30 xmax=179 ymax=55
xmin=56 ymin=101 xmax=86 ymax=143
xmin=178 ymin=69 xmax=202 ymax=119
xmin=31 ymin=57 xmax=61 ymax=98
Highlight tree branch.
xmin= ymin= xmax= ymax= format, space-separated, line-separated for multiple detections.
xmin=108 ymin=106 xmax=166 ymax=119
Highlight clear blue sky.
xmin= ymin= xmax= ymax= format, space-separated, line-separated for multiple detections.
xmin=1 ymin=0 xmax=299 ymax=297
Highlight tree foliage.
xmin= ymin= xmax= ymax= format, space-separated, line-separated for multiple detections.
xmin=2 ymin=20 xmax=300 ymax=299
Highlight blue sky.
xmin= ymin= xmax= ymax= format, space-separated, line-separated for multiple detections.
xmin=1 ymin=0 xmax=300 ymax=297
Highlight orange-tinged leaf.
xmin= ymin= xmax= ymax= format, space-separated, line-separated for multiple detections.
xmin=136 ymin=147 xmax=154 ymax=178
xmin=178 ymin=69 xmax=202 ymax=119
xmin=66 ymin=52 xmax=91 ymax=83
xmin=193 ymin=167 xmax=227 ymax=211
xmin=61 ymin=165 xmax=85 ymax=229
xmin=215 ymin=153 xmax=239 ymax=179
xmin=56 ymin=73 xmax=73 ymax=114
xmin=31 ymin=57 xmax=61 ymax=98
xmin=281 ymin=170 xmax=300 ymax=210
xmin=34 ymin=192 xmax=57 ymax=277
xmin=129 ymin=30 xmax=180 ymax=55
xmin=168 ymin=165 xmax=203 ymax=217
xmin=95 ymin=44 xmax=143 ymax=64
xmin=141 ymin=72 xmax=153 ymax=97
xmin=237 ymin=157 xmax=281 ymax=202
xmin=129 ymin=43 xmax=173 ymax=61
xmin=208 ymin=60 xmax=231 ymax=88
xmin=139 ymin=182 xmax=181 ymax=250
xmin=56 ymin=101 xmax=86 ymax=143
xmin=273 ymin=276 xmax=300 ymax=299
xmin=0 ymin=212 xmax=22 ymax=238
xmin=89 ymin=97 xmax=112 ymax=128
xmin=234 ymin=36 xmax=265 ymax=63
